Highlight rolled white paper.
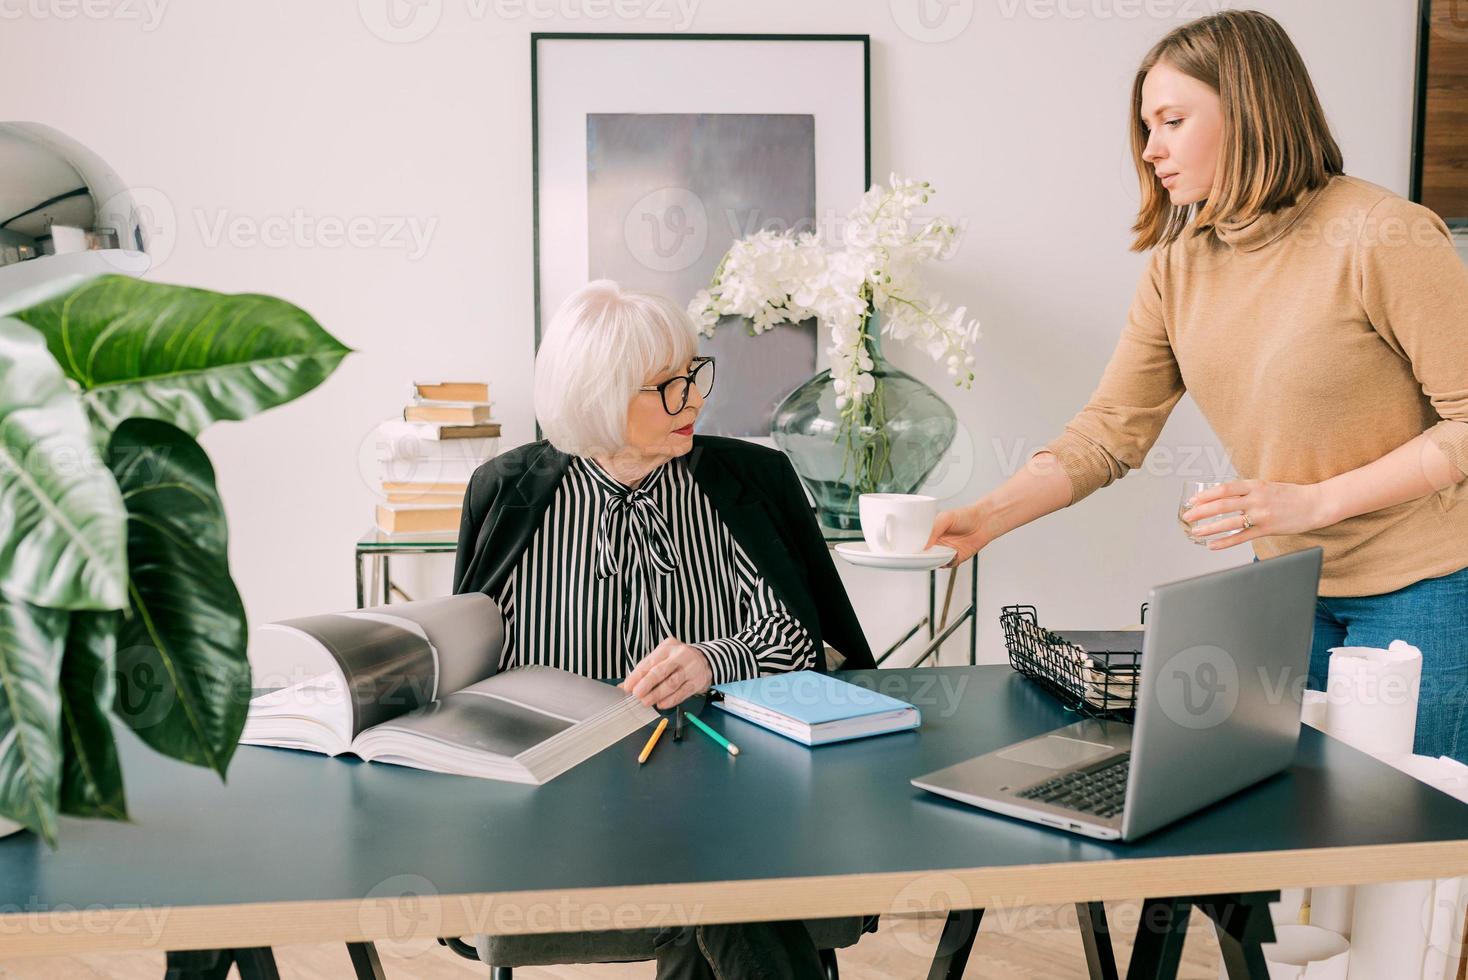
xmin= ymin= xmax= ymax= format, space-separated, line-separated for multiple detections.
xmin=1347 ymin=879 xmax=1434 ymax=979
xmin=1323 ymin=641 xmax=1422 ymax=757
xmin=1301 ymin=690 xmax=1328 ymax=730
xmin=1309 ymin=886 xmax=1354 ymax=938
xmin=1218 ymin=925 xmax=1349 ymax=980
xmin=1423 ymin=876 xmax=1465 ymax=980
xmin=1375 ymin=753 xmax=1468 ymax=980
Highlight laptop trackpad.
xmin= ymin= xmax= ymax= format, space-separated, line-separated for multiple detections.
xmin=998 ymin=735 xmax=1113 ymax=770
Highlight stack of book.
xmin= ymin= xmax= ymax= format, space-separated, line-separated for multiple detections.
xmin=373 ymin=381 xmax=500 ymax=535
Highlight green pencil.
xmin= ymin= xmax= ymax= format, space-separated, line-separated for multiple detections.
xmin=684 ymin=710 xmax=740 ymax=756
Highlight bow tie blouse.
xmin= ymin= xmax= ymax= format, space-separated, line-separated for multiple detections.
xmin=492 ymin=454 xmax=816 ymax=682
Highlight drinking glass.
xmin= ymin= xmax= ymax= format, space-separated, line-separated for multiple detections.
xmin=1178 ymin=480 xmax=1243 ymax=545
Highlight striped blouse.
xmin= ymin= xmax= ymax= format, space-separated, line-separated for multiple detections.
xmin=494 ymin=453 xmax=816 ymax=682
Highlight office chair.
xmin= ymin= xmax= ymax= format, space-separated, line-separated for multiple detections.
xmin=438 ymin=915 xmax=877 ymax=978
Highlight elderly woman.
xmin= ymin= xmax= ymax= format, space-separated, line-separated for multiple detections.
xmin=452 ymin=279 xmax=872 ymax=980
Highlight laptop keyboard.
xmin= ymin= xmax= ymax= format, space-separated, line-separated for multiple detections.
xmin=1016 ymin=754 xmax=1130 ymax=818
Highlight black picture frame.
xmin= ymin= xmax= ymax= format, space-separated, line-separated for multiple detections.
xmin=529 ymin=32 xmax=872 ymax=377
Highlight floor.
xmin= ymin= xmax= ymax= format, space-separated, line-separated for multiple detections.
xmin=0 ymin=900 xmax=1235 ymax=978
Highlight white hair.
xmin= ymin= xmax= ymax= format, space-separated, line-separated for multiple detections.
xmin=534 ymin=280 xmax=699 ymax=457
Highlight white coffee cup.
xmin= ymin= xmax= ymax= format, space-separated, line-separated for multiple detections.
xmin=859 ymin=493 xmax=937 ymax=555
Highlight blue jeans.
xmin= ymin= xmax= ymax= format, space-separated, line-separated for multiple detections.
xmin=1300 ymin=563 xmax=1468 ymax=763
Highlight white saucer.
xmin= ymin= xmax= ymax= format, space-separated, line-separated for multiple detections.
xmin=834 ymin=541 xmax=956 ymax=571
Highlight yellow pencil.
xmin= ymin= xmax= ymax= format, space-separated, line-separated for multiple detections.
xmin=638 ymin=717 xmax=669 ymax=765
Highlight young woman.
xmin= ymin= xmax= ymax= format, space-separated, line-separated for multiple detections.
xmin=929 ymin=10 xmax=1468 ymax=761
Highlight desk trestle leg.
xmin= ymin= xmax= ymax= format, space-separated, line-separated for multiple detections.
xmin=925 ymin=907 xmax=984 ymax=980
xmin=1128 ymin=891 xmax=1277 ymax=980
xmin=163 ymin=943 xmax=383 ymax=980
xmin=1077 ymin=900 xmax=1121 ymax=980
xmin=163 ymin=947 xmax=279 ymax=980
xmin=925 ymin=901 xmax=1121 ymax=980
xmin=347 ymin=940 xmax=387 ymax=980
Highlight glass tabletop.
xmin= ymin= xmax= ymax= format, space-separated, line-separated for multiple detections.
xmin=358 ymin=522 xmax=865 ymax=552
xmin=356 ymin=528 xmax=459 ymax=551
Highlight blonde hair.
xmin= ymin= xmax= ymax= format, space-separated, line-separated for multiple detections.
xmin=534 ymin=280 xmax=698 ymax=457
xmin=1129 ymin=9 xmax=1344 ymax=251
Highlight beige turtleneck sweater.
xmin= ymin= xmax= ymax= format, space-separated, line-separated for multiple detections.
xmin=1043 ymin=175 xmax=1468 ymax=597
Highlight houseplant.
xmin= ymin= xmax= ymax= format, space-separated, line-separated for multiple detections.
xmin=0 ymin=274 xmax=350 ymax=844
xmin=689 ymin=174 xmax=980 ymax=528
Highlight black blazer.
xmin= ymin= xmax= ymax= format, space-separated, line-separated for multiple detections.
xmin=452 ymin=436 xmax=875 ymax=671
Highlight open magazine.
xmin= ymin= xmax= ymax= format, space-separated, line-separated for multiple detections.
xmin=241 ymin=593 xmax=658 ymax=784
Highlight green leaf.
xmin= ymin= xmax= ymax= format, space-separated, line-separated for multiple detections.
xmin=14 ymin=275 xmax=351 ymax=435
xmin=59 ymin=611 xmax=127 ymax=820
xmin=0 ymin=593 xmax=67 ymax=845
xmin=0 ymin=318 xmax=128 ymax=611
xmin=108 ymin=420 xmax=249 ymax=775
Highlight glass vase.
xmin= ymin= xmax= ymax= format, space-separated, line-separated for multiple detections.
xmin=771 ymin=309 xmax=958 ymax=531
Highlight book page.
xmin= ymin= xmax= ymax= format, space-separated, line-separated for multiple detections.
xmin=271 ymin=613 xmax=438 ymax=736
xmin=469 ymin=665 xmax=632 ymax=723
xmin=346 ymin=593 xmax=503 ymax=697
xmin=363 ymin=687 xmax=574 ymax=760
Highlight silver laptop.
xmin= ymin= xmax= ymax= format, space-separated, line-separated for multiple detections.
xmin=912 ymin=548 xmax=1323 ymax=842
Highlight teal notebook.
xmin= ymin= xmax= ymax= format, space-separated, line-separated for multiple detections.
xmin=712 ymin=671 xmax=921 ymax=746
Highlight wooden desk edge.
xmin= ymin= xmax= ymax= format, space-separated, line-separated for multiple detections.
xmin=2 ymin=840 xmax=1466 ymax=957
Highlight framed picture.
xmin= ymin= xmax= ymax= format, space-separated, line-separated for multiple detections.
xmin=1411 ymin=0 xmax=1467 ymax=228
xmin=531 ymin=33 xmax=871 ymax=438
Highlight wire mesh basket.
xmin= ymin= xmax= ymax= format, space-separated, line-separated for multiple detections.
xmin=999 ymin=604 xmax=1143 ymax=720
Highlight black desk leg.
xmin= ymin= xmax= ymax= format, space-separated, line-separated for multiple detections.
xmin=1076 ymin=901 xmax=1120 ymax=980
xmin=1126 ymin=897 xmax=1192 ymax=980
xmin=1197 ymin=891 xmax=1277 ymax=980
xmin=347 ymin=940 xmax=388 ymax=980
xmin=1127 ymin=891 xmax=1279 ymax=980
xmin=232 ymin=947 xmax=281 ymax=980
xmin=163 ymin=948 xmax=279 ymax=980
xmin=925 ymin=907 xmax=984 ymax=980
xmin=164 ymin=949 xmax=232 ymax=980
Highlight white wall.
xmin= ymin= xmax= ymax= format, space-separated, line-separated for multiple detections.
xmin=5 ymin=0 xmax=1420 ymax=678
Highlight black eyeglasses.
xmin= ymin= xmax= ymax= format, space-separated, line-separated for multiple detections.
xmin=640 ymin=357 xmax=715 ymax=415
